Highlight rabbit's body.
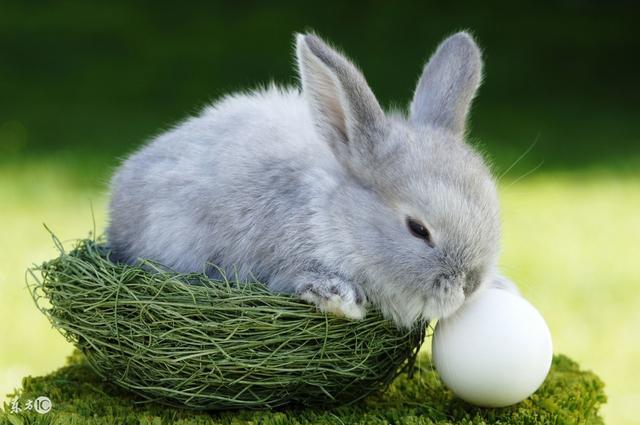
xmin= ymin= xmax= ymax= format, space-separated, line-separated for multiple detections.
xmin=110 ymin=87 xmax=331 ymax=277
xmin=108 ymin=32 xmax=505 ymax=328
xmin=110 ymin=87 xmax=368 ymax=317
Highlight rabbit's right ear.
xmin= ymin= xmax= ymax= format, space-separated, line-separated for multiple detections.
xmin=410 ymin=32 xmax=483 ymax=136
xmin=296 ymin=34 xmax=386 ymax=173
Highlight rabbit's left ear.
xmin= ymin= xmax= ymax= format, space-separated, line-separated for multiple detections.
xmin=296 ymin=33 xmax=386 ymax=172
xmin=410 ymin=32 xmax=483 ymax=135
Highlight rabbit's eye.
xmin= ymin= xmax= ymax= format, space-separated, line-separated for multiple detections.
xmin=407 ymin=218 xmax=434 ymax=246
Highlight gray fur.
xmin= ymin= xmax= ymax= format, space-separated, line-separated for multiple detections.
xmin=108 ymin=31 xmax=506 ymax=329
xmin=410 ymin=32 xmax=483 ymax=135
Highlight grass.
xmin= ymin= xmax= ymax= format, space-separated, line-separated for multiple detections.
xmin=0 ymin=351 xmax=605 ymax=424
xmin=0 ymin=158 xmax=639 ymax=423
xmin=498 ymin=171 xmax=640 ymax=424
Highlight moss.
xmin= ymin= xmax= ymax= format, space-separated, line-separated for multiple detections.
xmin=1 ymin=351 xmax=605 ymax=425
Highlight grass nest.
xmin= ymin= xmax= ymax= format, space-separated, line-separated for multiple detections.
xmin=27 ymin=234 xmax=426 ymax=410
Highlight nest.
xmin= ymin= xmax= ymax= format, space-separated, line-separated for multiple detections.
xmin=28 ymin=235 xmax=426 ymax=410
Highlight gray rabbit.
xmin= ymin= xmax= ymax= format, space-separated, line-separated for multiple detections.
xmin=108 ymin=32 xmax=512 ymax=329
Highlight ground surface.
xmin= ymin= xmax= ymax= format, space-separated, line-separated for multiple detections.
xmin=0 ymin=350 xmax=605 ymax=425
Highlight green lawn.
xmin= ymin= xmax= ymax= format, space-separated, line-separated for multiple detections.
xmin=1 ymin=159 xmax=638 ymax=424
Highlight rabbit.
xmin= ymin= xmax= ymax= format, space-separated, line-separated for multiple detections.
xmin=107 ymin=31 xmax=510 ymax=329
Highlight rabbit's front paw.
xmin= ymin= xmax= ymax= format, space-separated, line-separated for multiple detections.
xmin=296 ymin=274 xmax=367 ymax=320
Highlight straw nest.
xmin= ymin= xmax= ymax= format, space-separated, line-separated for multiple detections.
xmin=27 ymin=234 xmax=426 ymax=410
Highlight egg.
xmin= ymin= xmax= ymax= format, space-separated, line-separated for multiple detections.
xmin=432 ymin=286 xmax=553 ymax=407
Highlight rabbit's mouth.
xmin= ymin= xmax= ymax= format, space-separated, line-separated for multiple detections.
xmin=422 ymin=283 xmax=466 ymax=320
xmin=425 ymin=269 xmax=485 ymax=316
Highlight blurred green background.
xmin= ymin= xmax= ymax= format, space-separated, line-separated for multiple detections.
xmin=1 ymin=1 xmax=638 ymax=423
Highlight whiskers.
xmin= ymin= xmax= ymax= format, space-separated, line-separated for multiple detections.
xmin=503 ymin=160 xmax=545 ymax=189
xmin=497 ymin=135 xmax=544 ymax=186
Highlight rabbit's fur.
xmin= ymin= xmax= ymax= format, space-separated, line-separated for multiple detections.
xmin=108 ymin=32 xmax=504 ymax=329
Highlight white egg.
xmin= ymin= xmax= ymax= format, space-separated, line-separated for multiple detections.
xmin=432 ymin=287 xmax=553 ymax=407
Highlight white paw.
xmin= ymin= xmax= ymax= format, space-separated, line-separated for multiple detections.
xmin=298 ymin=278 xmax=367 ymax=320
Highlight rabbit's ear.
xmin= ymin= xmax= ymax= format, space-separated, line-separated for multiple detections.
xmin=409 ymin=32 xmax=483 ymax=135
xmin=296 ymin=33 xmax=386 ymax=169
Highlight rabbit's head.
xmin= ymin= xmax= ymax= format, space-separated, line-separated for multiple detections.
xmin=297 ymin=32 xmax=500 ymax=328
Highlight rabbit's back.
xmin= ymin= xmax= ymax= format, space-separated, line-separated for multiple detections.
xmin=108 ymin=86 xmax=340 ymax=278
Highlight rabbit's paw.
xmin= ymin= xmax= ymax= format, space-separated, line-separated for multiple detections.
xmin=296 ymin=274 xmax=367 ymax=320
